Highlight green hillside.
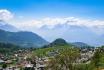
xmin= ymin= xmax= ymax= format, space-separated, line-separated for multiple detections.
xmin=0 ymin=42 xmax=20 ymax=55
xmin=33 ymin=38 xmax=73 ymax=57
xmin=0 ymin=29 xmax=48 ymax=47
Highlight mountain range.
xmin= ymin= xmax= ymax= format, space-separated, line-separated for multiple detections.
xmin=0 ymin=29 xmax=48 ymax=47
xmin=72 ymin=42 xmax=91 ymax=48
xmin=42 ymin=38 xmax=92 ymax=49
xmin=28 ymin=23 xmax=104 ymax=46
xmin=0 ymin=20 xmax=104 ymax=47
xmin=0 ymin=20 xmax=49 ymax=47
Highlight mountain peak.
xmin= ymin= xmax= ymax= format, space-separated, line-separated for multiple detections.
xmin=51 ymin=38 xmax=68 ymax=46
xmin=0 ymin=29 xmax=48 ymax=47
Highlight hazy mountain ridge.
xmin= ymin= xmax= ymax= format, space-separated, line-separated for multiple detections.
xmin=0 ymin=20 xmax=104 ymax=47
xmin=0 ymin=29 xmax=48 ymax=47
xmin=0 ymin=20 xmax=19 ymax=32
xmin=31 ymin=23 xmax=104 ymax=46
xmin=72 ymin=42 xmax=91 ymax=48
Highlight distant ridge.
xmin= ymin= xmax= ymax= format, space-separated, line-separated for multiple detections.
xmin=0 ymin=29 xmax=48 ymax=47
xmin=0 ymin=20 xmax=18 ymax=32
xmin=72 ymin=42 xmax=91 ymax=48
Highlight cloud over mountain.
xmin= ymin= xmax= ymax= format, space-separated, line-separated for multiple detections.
xmin=15 ymin=17 xmax=104 ymax=29
xmin=0 ymin=9 xmax=14 ymax=21
xmin=0 ymin=9 xmax=103 ymax=30
xmin=0 ymin=9 xmax=104 ymax=46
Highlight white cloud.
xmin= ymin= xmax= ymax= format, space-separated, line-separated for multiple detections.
xmin=0 ymin=9 xmax=103 ymax=29
xmin=0 ymin=9 xmax=14 ymax=21
xmin=14 ymin=17 xmax=104 ymax=29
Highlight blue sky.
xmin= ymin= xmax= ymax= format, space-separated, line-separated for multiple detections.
xmin=0 ymin=0 xmax=104 ymax=19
